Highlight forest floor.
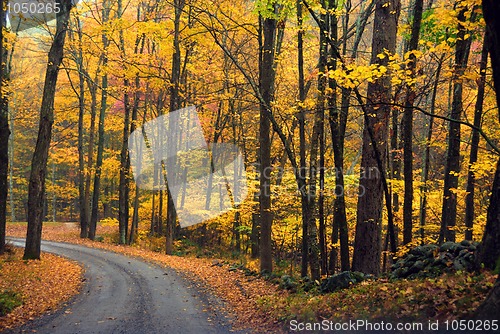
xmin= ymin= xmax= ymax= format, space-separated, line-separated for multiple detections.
xmin=5 ymin=222 xmax=497 ymax=333
xmin=0 ymin=245 xmax=82 ymax=331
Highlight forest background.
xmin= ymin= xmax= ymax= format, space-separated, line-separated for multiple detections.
xmin=0 ymin=0 xmax=500 ymax=307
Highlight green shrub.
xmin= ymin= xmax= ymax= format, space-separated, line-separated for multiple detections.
xmin=0 ymin=290 xmax=22 ymax=316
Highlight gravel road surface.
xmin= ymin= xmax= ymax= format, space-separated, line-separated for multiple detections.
xmin=6 ymin=238 xmax=234 ymax=334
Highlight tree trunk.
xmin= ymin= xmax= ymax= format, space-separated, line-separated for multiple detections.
xmin=118 ymin=86 xmax=131 ymax=242
xmin=479 ymin=158 xmax=500 ymax=270
xmin=305 ymin=2 xmax=328 ymax=281
xmin=0 ymin=0 xmax=9 ymax=255
xmin=440 ymin=4 xmax=475 ymax=243
xmin=352 ymin=0 xmax=400 ymax=275
xmin=259 ymin=13 xmax=276 ymax=274
xmin=89 ymin=0 xmax=110 ymax=240
xmin=328 ymin=0 xmax=351 ymax=273
xmin=419 ymin=55 xmax=444 ymax=243
xmin=473 ymin=0 xmax=500 ymax=317
xmin=165 ymin=0 xmax=184 ymax=255
xmin=84 ymin=74 xmax=97 ymax=238
xmin=297 ymin=0 xmax=308 ymax=278
xmin=402 ymin=0 xmax=423 ymax=245
xmin=465 ymin=33 xmax=488 ymax=241
xmin=75 ymin=16 xmax=88 ymax=238
xmin=24 ymin=0 xmax=72 ymax=259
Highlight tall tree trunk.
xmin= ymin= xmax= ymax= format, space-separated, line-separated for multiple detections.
xmin=89 ymin=0 xmax=110 ymax=240
xmin=165 ymin=0 xmax=185 ymax=255
xmin=118 ymin=0 xmax=130 ymax=245
xmin=24 ymin=0 xmax=72 ymax=259
xmin=128 ymin=45 xmax=144 ymax=245
xmin=259 ymin=11 xmax=277 ymax=274
xmin=352 ymin=0 xmax=400 ymax=275
xmin=75 ymin=16 xmax=88 ymax=238
xmin=0 ymin=0 xmax=9 ymax=255
xmin=328 ymin=0 xmax=351 ymax=273
xmin=297 ymin=0 xmax=308 ymax=278
xmin=305 ymin=1 xmax=328 ymax=281
xmin=439 ymin=3 xmax=475 ymax=243
xmin=419 ymin=55 xmax=444 ymax=243
xmin=8 ymin=112 xmax=14 ymax=223
xmin=473 ymin=0 xmax=500 ymax=317
xmin=84 ymin=75 xmax=97 ymax=236
xmin=402 ymin=0 xmax=423 ymax=245
xmin=464 ymin=33 xmax=488 ymax=241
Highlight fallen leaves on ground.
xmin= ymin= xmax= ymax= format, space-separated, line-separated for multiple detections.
xmin=0 ymin=246 xmax=83 ymax=331
xmin=6 ymin=222 xmax=497 ymax=332
xmin=7 ymin=223 xmax=284 ymax=333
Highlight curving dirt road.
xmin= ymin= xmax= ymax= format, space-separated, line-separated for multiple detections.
xmin=5 ymin=238 xmax=235 ymax=334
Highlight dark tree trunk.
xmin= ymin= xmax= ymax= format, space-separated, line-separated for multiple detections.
xmin=402 ymin=0 xmax=423 ymax=245
xmin=75 ymin=16 xmax=88 ymax=239
xmin=259 ymin=13 xmax=276 ymax=274
xmin=419 ymin=55 xmax=444 ymax=243
xmin=84 ymin=74 xmax=97 ymax=238
xmin=164 ymin=0 xmax=184 ymax=255
xmin=24 ymin=0 xmax=72 ymax=259
xmin=480 ymin=158 xmax=500 ymax=270
xmin=465 ymin=33 xmax=488 ymax=241
xmin=473 ymin=0 xmax=500 ymax=317
xmin=304 ymin=0 xmax=329 ymax=281
xmin=89 ymin=0 xmax=110 ymax=241
xmin=440 ymin=4 xmax=475 ymax=243
xmin=0 ymin=0 xmax=10 ymax=255
xmin=128 ymin=61 xmax=143 ymax=245
xmin=117 ymin=87 xmax=130 ymax=243
xmin=328 ymin=0 xmax=350 ymax=273
xmin=118 ymin=0 xmax=130 ymax=245
xmin=297 ymin=0 xmax=308 ymax=278
xmin=352 ymin=0 xmax=400 ymax=275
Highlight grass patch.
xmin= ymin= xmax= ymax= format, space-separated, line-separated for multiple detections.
xmin=0 ymin=290 xmax=22 ymax=316
xmin=0 ymin=246 xmax=83 ymax=331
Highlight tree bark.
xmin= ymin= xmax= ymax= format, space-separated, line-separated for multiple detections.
xmin=297 ymin=0 xmax=309 ymax=278
xmin=473 ymin=0 xmax=500 ymax=317
xmin=89 ymin=0 xmax=110 ymax=240
xmin=440 ymin=3 xmax=475 ymax=243
xmin=329 ymin=0 xmax=351 ymax=273
xmin=419 ymin=55 xmax=444 ymax=243
xmin=118 ymin=0 xmax=130 ymax=245
xmin=0 ymin=0 xmax=10 ymax=255
xmin=165 ymin=0 xmax=185 ymax=255
xmin=402 ymin=0 xmax=423 ymax=245
xmin=352 ymin=0 xmax=400 ymax=275
xmin=74 ymin=16 xmax=88 ymax=238
xmin=24 ymin=0 xmax=72 ymax=259
xmin=464 ymin=33 xmax=488 ymax=241
xmin=259 ymin=12 xmax=276 ymax=274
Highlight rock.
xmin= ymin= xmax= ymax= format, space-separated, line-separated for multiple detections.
xmin=440 ymin=241 xmax=457 ymax=253
xmin=280 ymin=275 xmax=297 ymax=291
xmin=320 ymin=271 xmax=365 ymax=293
xmin=391 ymin=241 xmax=479 ymax=280
xmin=411 ymin=260 xmax=425 ymax=272
xmin=410 ymin=244 xmax=438 ymax=258
xmin=460 ymin=240 xmax=471 ymax=247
